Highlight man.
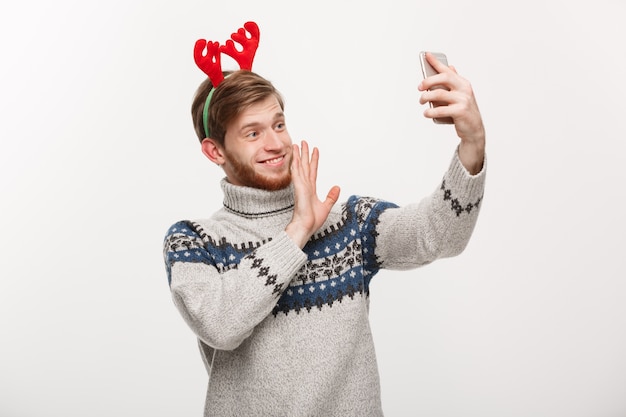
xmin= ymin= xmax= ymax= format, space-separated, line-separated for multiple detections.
xmin=163 ymin=49 xmax=486 ymax=416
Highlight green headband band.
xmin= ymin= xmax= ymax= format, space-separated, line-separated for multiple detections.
xmin=202 ymin=73 xmax=234 ymax=138
xmin=202 ymin=87 xmax=216 ymax=138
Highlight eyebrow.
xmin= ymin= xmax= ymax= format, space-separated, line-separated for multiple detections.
xmin=239 ymin=112 xmax=285 ymax=132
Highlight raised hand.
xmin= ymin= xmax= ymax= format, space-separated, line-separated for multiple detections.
xmin=418 ymin=52 xmax=486 ymax=174
xmin=285 ymin=141 xmax=341 ymax=248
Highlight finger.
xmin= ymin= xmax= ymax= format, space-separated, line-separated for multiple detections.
xmin=309 ymin=147 xmax=320 ymax=184
xmin=300 ymin=140 xmax=310 ymax=176
xmin=419 ymin=74 xmax=452 ymax=94
xmin=426 ymin=52 xmax=450 ymax=74
xmin=423 ymin=104 xmax=453 ymax=122
xmin=420 ymin=87 xmax=451 ymax=107
xmin=291 ymin=144 xmax=301 ymax=172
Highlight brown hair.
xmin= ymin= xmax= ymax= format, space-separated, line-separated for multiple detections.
xmin=191 ymin=70 xmax=285 ymax=145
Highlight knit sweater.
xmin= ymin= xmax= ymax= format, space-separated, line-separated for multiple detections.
xmin=163 ymin=151 xmax=486 ymax=417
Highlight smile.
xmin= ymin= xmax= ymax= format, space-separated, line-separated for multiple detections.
xmin=262 ymin=156 xmax=284 ymax=165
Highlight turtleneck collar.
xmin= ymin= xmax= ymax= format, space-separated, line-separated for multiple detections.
xmin=220 ymin=178 xmax=295 ymax=218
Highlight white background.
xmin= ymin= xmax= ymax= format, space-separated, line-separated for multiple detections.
xmin=1 ymin=1 xmax=625 ymax=416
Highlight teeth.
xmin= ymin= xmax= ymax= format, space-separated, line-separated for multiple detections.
xmin=264 ymin=157 xmax=283 ymax=164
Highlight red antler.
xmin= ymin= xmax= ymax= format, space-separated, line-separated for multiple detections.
xmin=194 ymin=22 xmax=260 ymax=88
xmin=220 ymin=21 xmax=260 ymax=71
xmin=194 ymin=39 xmax=224 ymax=87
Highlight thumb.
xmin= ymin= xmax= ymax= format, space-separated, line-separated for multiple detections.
xmin=323 ymin=186 xmax=341 ymax=208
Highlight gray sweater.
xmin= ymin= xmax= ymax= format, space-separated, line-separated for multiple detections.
xmin=163 ymin=151 xmax=486 ymax=416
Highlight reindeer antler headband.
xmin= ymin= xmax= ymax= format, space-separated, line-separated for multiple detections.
xmin=194 ymin=21 xmax=260 ymax=138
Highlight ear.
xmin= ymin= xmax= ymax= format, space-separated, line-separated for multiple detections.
xmin=201 ymin=138 xmax=226 ymax=165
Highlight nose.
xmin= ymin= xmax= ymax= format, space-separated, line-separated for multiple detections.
xmin=263 ymin=129 xmax=283 ymax=151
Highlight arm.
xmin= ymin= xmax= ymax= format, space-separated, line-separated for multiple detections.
xmin=374 ymin=54 xmax=488 ymax=269
xmin=164 ymin=225 xmax=307 ymax=350
xmin=372 ymin=151 xmax=485 ymax=270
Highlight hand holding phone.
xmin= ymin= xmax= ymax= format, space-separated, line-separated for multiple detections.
xmin=419 ymin=51 xmax=454 ymax=124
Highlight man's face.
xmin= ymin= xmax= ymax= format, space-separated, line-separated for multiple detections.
xmin=220 ymin=96 xmax=293 ymax=190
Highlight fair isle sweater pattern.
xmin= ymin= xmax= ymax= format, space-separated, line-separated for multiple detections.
xmin=164 ymin=195 xmax=399 ymax=317
xmin=164 ymin=175 xmax=483 ymax=319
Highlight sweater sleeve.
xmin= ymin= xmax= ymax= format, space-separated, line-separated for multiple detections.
xmin=373 ymin=150 xmax=486 ymax=270
xmin=163 ymin=226 xmax=307 ymax=350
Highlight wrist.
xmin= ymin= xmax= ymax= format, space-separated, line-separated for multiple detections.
xmin=458 ymin=139 xmax=485 ymax=175
xmin=285 ymin=222 xmax=310 ymax=249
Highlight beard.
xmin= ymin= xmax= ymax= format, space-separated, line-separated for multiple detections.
xmin=226 ymin=152 xmax=292 ymax=191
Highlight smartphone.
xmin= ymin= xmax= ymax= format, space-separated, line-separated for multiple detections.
xmin=419 ymin=51 xmax=454 ymax=124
